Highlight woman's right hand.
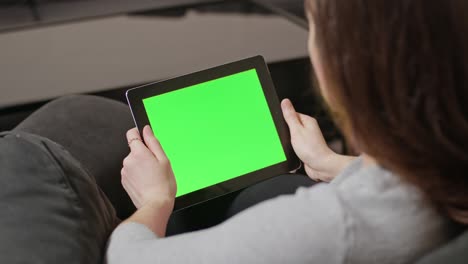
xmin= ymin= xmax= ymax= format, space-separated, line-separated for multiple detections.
xmin=281 ymin=99 xmax=355 ymax=182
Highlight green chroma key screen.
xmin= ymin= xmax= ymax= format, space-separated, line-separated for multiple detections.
xmin=143 ymin=69 xmax=286 ymax=197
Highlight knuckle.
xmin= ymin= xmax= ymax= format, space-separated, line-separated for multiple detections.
xmin=125 ymin=155 xmax=138 ymax=165
xmin=306 ymin=116 xmax=318 ymax=125
xmin=126 ymin=129 xmax=133 ymax=138
xmin=126 ymin=128 xmax=139 ymax=139
xmin=123 ymin=157 xmax=130 ymax=166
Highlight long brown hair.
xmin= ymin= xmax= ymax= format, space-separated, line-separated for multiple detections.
xmin=307 ymin=0 xmax=468 ymax=224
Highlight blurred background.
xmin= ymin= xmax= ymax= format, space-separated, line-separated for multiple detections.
xmin=0 ymin=0 xmax=340 ymax=145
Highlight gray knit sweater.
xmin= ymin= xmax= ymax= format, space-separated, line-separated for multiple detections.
xmin=106 ymin=158 xmax=457 ymax=264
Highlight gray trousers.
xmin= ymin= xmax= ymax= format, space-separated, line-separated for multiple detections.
xmin=14 ymin=95 xmax=314 ymax=233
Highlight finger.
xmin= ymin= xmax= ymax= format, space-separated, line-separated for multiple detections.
xmin=126 ymin=127 xmax=141 ymax=141
xmin=143 ymin=125 xmax=168 ymax=160
xmin=126 ymin=128 xmax=148 ymax=154
xmin=281 ymin=99 xmax=303 ymax=132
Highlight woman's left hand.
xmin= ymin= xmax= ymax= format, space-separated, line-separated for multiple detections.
xmin=122 ymin=126 xmax=177 ymax=210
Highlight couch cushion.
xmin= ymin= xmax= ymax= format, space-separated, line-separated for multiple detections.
xmin=0 ymin=132 xmax=119 ymax=264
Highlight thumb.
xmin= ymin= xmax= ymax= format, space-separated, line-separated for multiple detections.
xmin=281 ymin=99 xmax=302 ymax=133
xmin=143 ymin=125 xmax=168 ymax=160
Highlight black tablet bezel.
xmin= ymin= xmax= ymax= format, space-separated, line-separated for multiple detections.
xmin=126 ymin=55 xmax=299 ymax=211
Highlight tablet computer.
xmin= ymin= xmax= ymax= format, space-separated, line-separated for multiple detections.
xmin=126 ymin=55 xmax=300 ymax=211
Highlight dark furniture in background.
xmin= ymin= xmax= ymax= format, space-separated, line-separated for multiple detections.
xmin=0 ymin=0 xmax=306 ymax=33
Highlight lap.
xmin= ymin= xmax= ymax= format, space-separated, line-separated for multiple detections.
xmin=167 ymin=173 xmax=315 ymax=236
xmin=14 ymin=95 xmax=316 ymax=229
xmin=226 ymin=173 xmax=315 ymax=217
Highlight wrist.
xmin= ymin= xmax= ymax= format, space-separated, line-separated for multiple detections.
xmin=326 ymin=154 xmax=356 ymax=178
xmin=125 ymin=197 xmax=174 ymax=237
xmin=143 ymin=196 xmax=174 ymax=218
xmin=303 ymin=152 xmax=355 ymax=182
xmin=142 ymin=191 xmax=174 ymax=208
